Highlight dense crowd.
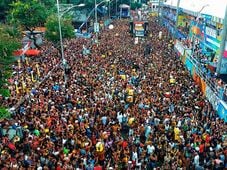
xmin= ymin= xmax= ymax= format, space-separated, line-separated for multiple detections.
xmin=0 ymin=41 xmax=61 ymax=109
xmin=0 ymin=18 xmax=226 ymax=170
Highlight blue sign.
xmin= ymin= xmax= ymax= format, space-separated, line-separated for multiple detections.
xmin=201 ymin=14 xmax=212 ymax=22
xmin=185 ymin=57 xmax=193 ymax=75
xmin=75 ymin=32 xmax=91 ymax=38
xmin=217 ymin=100 xmax=227 ymax=122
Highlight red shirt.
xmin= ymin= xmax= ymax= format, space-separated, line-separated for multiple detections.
xmin=94 ymin=166 xmax=102 ymax=170
xmin=122 ymin=141 xmax=128 ymax=149
xmin=199 ymin=144 xmax=205 ymax=153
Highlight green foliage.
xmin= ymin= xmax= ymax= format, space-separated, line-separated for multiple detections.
xmin=0 ymin=0 xmax=13 ymax=21
xmin=0 ymin=107 xmax=11 ymax=119
xmin=40 ymin=0 xmax=56 ymax=15
xmin=9 ymin=0 xmax=48 ymax=29
xmin=0 ymin=89 xmax=10 ymax=98
xmin=0 ymin=24 xmax=20 ymax=95
xmin=0 ymin=24 xmax=20 ymax=61
xmin=130 ymin=2 xmax=142 ymax=10
xmin=45 ymin=15 xmax=74 ymax=43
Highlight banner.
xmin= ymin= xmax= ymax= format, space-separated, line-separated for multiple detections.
xmin=220 ymin=58 xmax=227 ymax=74
xmin=206 ymin=86 xmax=219 ymax=109
xmin=217 ymin=100 xmax=227 ymax=122
xmin=185 ymin=57 xmax=193 ymax=75
xmin=204 ymin=26 xmax=221 ymax=51
xmin=134 ymin=21 xmax=145 ymax=37
xmin=200 ymin=78 xmax=206 ymax=95
xmin=177 ymin=15 xmax=187 ymax=27
xmin=180 ymin=54 xmax=186 ymax=64
xmin=174 ymin=40 xmax=185 ymax=56
xmin=193 ymin=72 xmax=202 ymax=87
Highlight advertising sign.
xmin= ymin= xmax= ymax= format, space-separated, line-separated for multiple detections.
xmin=175 ymin=40 xmax=185 ymax=56
xmin=185 ymin=57 xmax=193 ymax=75
xmin=217 ymin=100 xmax=227 ymax=122
xmin=204 ymin=26 xmax=220 ymax=51
xmin=177 ymin=15 xmax=187 ymax=27
xmin=220 ymin=58 xmax=227 ymax=74
xmin=206 ymin=86 xmax=219 ymax=109
xmin=134 ymin=22 xmax=144 ymax=37
xmin=223 ymin=41 xmax=227 ymax=58
xmin=94 ymin=22 xmax=99 ymax=33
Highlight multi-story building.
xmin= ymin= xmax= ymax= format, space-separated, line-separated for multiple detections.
xmin=161 ymin=0 xmax=227 ymax=121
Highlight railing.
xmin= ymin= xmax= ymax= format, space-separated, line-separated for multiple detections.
xmin=185 ymin=51 xmax=220 ymax=100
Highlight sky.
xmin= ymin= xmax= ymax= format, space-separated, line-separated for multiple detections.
xmin=164 ymin=0 xmax=227 ymax=19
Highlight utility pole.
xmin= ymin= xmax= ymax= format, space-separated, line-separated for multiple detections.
xmin=216 ymin=4 xmax=227 ymax=75
xmin=158 ymin=0 xmax=161 ymax=23
xmin=116 ymin=0 xmax=117 ymax=16
xmin=109 ymin=0 xmax=111 ymax=19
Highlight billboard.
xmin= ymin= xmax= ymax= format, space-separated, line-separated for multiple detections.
xmin=135 ymin=22 xmax=144 ymax=37
xmin=130 ymin=21 xmax=148 ymax=37
xmin=217 ymin=100 xmax=227 ymax=122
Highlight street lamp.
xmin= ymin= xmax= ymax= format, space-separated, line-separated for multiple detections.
xmin=95 ymin=0 xmax=110 ymax=35
xmin=56 ymin=0 xmax=85 ymax=85
xmin=59 ymin=3 xmax=85 ymax=18
xmin=174 ymin=0 xmax=181 ymax=38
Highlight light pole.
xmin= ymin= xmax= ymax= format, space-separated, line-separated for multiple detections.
xmin=116 ymin=0 xmax=118 ymax=16
xmin=95 ymin=0 xmax=110 ymax=41
xmin=59 ymin=3 xmax=85 ymax=17
xmin=158 ymin=0 xmax=161 ymax=24
xmin=56 ymin=1 xmax=85 ymax=85
xmin=109 ymin=0 xmax=111 ymax=19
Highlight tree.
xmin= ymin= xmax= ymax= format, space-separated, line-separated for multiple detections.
xmin=0 ymin=107 xmax=11 ymax=120
xmin=40 ymin=0 xmax=56 ymax=15
xmin=45 ymin=15 xmax=74 ymax=44
xmin=0 ymin=0 xmax=13 ymax=22
xmin=0 ymin=24 xmax=21 ymax=93
xmin=0 ymin=24 xmax=20 ymax=120
xmin=8 ymin=0 xmax=53 ymax=48
xmin=130 ymin=2 xmax=142 ymax=10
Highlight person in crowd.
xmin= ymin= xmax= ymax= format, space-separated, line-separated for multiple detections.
xmin=0 ymin=18 xmax=226 ymax=170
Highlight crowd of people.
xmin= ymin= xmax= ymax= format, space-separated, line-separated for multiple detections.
xmin=0 ymin=18 xmax=226 ymax=170
xmin=0 ymin=41 xmax=61 ymax=109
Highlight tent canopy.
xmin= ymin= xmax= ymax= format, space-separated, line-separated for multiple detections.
xmin=25 ymin=49 xmax=40 ymax=56
xmin=120 ymin=4 xmax=130 ymax=9
xmin=13 ymin=49 xmax=40 ymax=57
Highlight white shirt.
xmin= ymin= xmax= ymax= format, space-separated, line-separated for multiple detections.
xmin=117 ymin=112 xmax=123 ymax=123
xmin=132 ymin=151 xmax=138 ymax=161
xmin=147 ymin=145 xmax=155 ymax=154
xmin=194 ymin=154 xmax=200 ymax=166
